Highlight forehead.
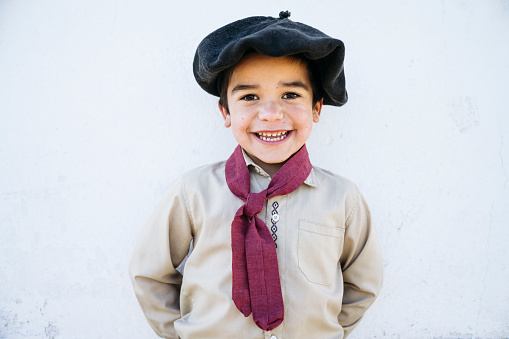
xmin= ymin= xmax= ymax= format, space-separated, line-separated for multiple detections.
xmin=228 ymin=53 xmax=310 ymax=87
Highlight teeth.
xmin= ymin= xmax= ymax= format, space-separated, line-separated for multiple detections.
xmin=257 ymin=131 xmax=288 ymax=142
xmin=259 ymin=131 xmax=286 ymax=137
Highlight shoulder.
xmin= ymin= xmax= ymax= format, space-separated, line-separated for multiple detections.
xmin=159 ymin=161 xmax=227 ymax=194
xmin=174 ymin=160 xmax=228 ymax=195
xmin=312 ymin=166 xmax=360 ymax=195
xmin=181 ymin=161 xmax=226 ymax=181
xmin=311 ymin=166 xmax=363 ymax=222
xmin=155 ymin=160 xmax=228 ymax=210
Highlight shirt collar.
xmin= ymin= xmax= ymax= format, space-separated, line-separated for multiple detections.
xmin=241 ymin=148 xmax=317 ymax=187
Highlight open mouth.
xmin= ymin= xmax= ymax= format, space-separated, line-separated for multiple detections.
xmin=256 ymin=131 xmax=289 ymax=142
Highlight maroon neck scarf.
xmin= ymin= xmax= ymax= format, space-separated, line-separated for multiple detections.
xmin=225 ymin=145 xmax=312 ymax=331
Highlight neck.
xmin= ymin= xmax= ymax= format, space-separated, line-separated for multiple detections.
xmin=256 ymin=162 xmax=283 ymax=178
xmin=245 ymin=151 xmax=285 ymax=178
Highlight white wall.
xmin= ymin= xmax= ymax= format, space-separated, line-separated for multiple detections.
xmin=1 ymin=1 xmax=508 ymax=338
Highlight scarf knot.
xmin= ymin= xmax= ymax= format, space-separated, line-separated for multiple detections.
xmin=244 ymin=190 xmax=268 ymax=220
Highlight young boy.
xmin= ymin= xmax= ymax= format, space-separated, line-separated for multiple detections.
xmin=129 ymin=11 xmax=382 ymax=339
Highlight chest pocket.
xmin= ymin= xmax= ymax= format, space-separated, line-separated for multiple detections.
xmin=298 ymin=220 xmax=345 ymax=285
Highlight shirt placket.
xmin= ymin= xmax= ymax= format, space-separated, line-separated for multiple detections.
xmin=266 ymin=194 xmax=286 ymax=261
xmin=265 ymin=194 xmax=286 ymax=338
xmin=264 ymin=331 xmax=281 ymax=339
xmin=269 ymin=200 xmax=280 ymax=247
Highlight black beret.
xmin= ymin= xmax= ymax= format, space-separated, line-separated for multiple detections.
xmin=193 ymin=11 xmax=347 ymax=107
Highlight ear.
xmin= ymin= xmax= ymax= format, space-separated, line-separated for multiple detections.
xmin=312 ymin=98 xmax=323 ymax=123
xmin=218 ymin=102 xmax=231 ymax=128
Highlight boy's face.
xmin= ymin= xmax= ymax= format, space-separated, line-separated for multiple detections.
xmin=219 ymin=53 xmax=322 ymax=174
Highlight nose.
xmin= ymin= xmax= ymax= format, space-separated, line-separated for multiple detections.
xmin=258 ymin=100 xmax=283 ymax=122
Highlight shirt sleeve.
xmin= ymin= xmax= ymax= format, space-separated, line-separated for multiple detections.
xmin=129 ymin=175 xmax=194 ymax=339
xmin=338 ymin=187 xmax=383 ymax=337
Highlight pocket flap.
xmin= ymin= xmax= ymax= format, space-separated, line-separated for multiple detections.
xmin=299 ymin=220 xmax=343 ymax=238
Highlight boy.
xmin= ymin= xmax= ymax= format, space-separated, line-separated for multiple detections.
xmin=129 ymin=11 xmax=382 ymax=339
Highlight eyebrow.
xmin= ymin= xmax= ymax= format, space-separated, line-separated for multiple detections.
xmin=230 ymin=81 xmax=310 ymax=94
xmin=279 ymin=81 xmax=310 ymax=91
xmin=230 ymin=84 xmax=259 ymax=93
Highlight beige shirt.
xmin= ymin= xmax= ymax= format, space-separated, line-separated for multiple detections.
xmin=129 ymin=153 xmax=383 ymax=339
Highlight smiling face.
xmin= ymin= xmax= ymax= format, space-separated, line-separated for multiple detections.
xmin=219 ymin=53 xmax=323 ymax=176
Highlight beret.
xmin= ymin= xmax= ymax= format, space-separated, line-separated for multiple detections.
xmin=193 ymin=11 xmax=347 ymax=106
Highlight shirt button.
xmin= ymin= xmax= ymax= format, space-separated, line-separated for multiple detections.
xmin=271 ymin=214 xmax=280 ymax=222
xmin=255 ymin=167 xmax=261 ymax=174
xmin=270 ymin=336 xmax=277 ymax=339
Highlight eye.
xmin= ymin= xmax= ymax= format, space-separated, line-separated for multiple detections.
xmin=282 ymin=92 xmax=300 ymax=99
xmin=240 ymin=94 xmax=259 ymax=101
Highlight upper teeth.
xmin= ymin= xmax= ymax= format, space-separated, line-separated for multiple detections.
xmin=259 ymin=131 xmax=287 ymax=137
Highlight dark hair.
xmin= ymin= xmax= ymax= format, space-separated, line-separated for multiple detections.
xmin=218 ymin=53 xmax=323 ymax=114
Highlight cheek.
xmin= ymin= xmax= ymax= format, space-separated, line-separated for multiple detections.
xmin=231 ymin=109 xmax=253 ymax=127
xmin=295 ymin=113 xmax=314 ymax=129
xmin=230 ymin=116 xmax=249 ymax=138
xmin=297 ymin=118 xmax=315 ymax=138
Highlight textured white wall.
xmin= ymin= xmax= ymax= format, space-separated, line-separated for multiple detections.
xmin=1 ymin=1 xmax=508 ymax=338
